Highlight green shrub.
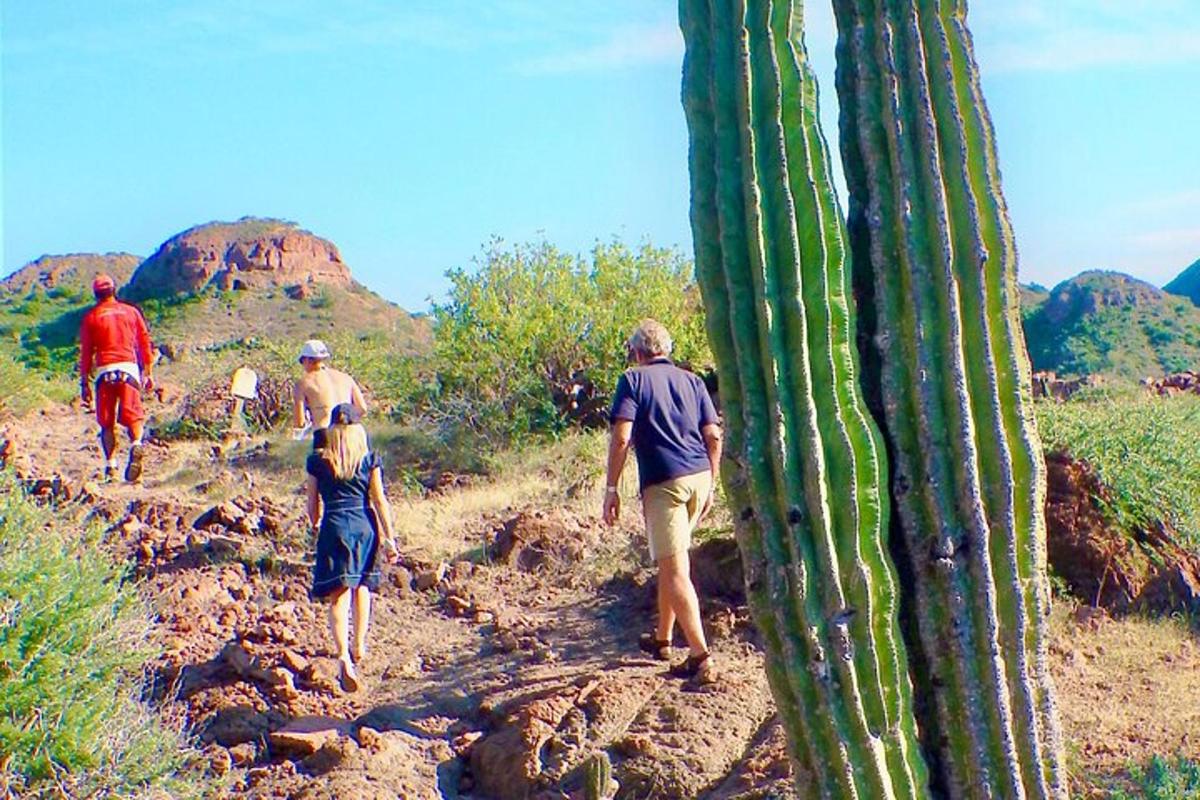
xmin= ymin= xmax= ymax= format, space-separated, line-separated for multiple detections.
xmin=0 ymin=473 xmax=190 ymax=797
xmin=431 ymin=238 xmax=712 ymax=440
xmin=308 ymin=287 xmax=332 ymax=310
xmin=1111 ymin=755 xmax=1200 ymax=800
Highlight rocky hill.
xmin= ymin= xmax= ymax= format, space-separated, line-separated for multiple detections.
xmin=0 ymin=218 xmax=430 ymax=380
xmin=1 ymin=252 xmax=141 ymax=296
xmin=1163 ymin=257 xmax=1200 ymax=306
xmin=1022 ymin=271 xmax=1200 ymax=380
xmin=124 ymin=218 xmax=352 ymax=301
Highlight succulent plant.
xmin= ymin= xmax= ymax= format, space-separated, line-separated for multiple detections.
xmin=831 ymin=0 xmax=1067 ymax=795
xmin=679 ymin=0 xmax=1068 ymax=797
xmin=680 ymin=0 xmax=928 ymax=795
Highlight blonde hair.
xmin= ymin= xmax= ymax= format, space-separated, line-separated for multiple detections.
xmin=323 ymin=423 xmax=369 ymax=481
xmin=628 ymin=319 xmax=673 ymax=359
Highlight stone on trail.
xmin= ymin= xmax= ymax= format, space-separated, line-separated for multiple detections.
xmin=415 ymin=562 xmax=449 ymax=592
xmin=268 ymin=716 xmax=351 ymax=758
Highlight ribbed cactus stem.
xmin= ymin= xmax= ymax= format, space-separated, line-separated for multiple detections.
xmin=584 ymin=752 xmax=614 ymax=800
xmin=680 ymin=1 xmax=929 ymax=796
xmin=832 ymin=0 xmax=1067 ymax=797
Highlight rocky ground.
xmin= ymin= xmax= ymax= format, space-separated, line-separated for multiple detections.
xmin=4 ymin=402 xmax=1200 ymax=799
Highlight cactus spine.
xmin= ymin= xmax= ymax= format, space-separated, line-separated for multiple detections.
xmin=679 ymin=0 xmax=928 ymax=796
xmin=831 ymin=0 xmax=1067 ymax=797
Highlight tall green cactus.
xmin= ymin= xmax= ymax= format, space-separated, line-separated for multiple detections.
xmin=831 ymin=0 xmax=1067 ymax=797
xmin=679 ymin=0 xmax=928 ymax=795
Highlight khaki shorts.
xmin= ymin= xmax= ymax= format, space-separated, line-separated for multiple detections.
xmin=641 ymin=471 xmax=712 ymax=562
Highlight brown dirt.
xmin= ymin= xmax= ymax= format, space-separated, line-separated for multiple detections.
xmin=1045 ymin=451 xmax=1200 ymax=614
xmin=3 ymin=405 xmax=792 ymax=800
xmin=6 ymin=403 xmax=1200 ymax=799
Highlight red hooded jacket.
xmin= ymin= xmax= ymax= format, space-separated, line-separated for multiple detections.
xmin=79 ymin=298 xmax=154 ymax=381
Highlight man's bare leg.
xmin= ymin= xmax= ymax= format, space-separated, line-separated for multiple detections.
xmin=658 ymin=551 xmax=708 ymax=657
xmin=99 ymin=428 xmax=118 ymax=479
xmin=655 ymin=572 xmax=677 ymax=644
xmin=125 ymin=421 xmax=145 ymax=482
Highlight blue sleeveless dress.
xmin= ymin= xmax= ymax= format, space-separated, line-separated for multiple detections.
xmin=306 ymin=452 xmax=383 ymax=598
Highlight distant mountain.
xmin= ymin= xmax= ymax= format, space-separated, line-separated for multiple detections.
xmin=1 ymin=253 xmax=141 ymax=296
xmin=124 ymin=217 xmax=352 ymax=301
xmin=0 ymin=219 xmax=430 ymax=378
xmin=1162 ymin=257 xmax=1200 ymax=306
xmin=1022 ymin=270 xmax=1200 ymax=379
xmin=1019 ymin=283 xmax=1050 ymax=316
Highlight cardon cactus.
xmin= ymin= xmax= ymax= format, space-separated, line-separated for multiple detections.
xmin=832 ymin=0 xmax=1067 ymax=797
xmin=679 ymin=0 xmax=928 ymax=796
xmin=584 ymin=751 xmax=615 ymax=800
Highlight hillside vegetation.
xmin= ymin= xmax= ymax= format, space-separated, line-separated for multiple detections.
xmin=0 ymin=253 xmax=141 ymax=296
xmin=1163 ymin=257 xmax=1200 ymax=306
xmin=1023 ymin=271 xmax=1200 ymax=379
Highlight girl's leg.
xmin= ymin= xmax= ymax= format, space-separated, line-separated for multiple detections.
xmin=352 ymin=586 xmax=372 ymax=661
xmin=329 ymin=587 xmax=360 ymax=691
xmin=328 ymin=588 xmax=352 ymax=661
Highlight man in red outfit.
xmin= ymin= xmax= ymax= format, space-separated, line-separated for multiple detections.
xmin=79 ymin=274 xmax=155 ymax=482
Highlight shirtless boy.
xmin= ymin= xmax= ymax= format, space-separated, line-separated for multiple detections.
xmin=292 ymin=340 xmax=368 ymax=440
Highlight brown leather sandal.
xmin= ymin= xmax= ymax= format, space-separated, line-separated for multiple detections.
xmin=669 ymin=651 xmax=716 ymax=685
xmin=638 ymin=633 xmax=671 ymax=661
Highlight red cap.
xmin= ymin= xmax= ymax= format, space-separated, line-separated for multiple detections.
xmin=92 ymin=274 xmax=116 ymax=295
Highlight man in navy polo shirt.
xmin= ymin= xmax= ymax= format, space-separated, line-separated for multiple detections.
xmin=602 ymin=319 xmax=722 ymax=683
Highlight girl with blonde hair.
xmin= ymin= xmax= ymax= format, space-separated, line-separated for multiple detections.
xmin=305 ymin=403 xmax=399 ymax=691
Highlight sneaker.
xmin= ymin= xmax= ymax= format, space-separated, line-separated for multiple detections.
xmin=125 ymin=444 xmax=145 ymax=483
xmin=638 ymin=633 xmax=671 ymax=662
xmin=669 ymin=652 xmax=716 ymax=685
xmin=102 ymin=466 xmax=117 ymax=483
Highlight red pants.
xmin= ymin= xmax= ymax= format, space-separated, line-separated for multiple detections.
xmin=96 ymin=379 xmax=144 ymax=430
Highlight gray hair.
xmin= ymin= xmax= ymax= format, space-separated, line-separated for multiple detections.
xmin=628 ymin=319 xmax=673 ymax=359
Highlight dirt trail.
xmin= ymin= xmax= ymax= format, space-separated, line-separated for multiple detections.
xmin=3 ymin=404 xmax=795 ymax=800
xmin=6 ymin=402 xmax=1200 ymax=798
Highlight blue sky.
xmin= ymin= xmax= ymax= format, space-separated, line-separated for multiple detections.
xmin=3 ymin=1 xmax=1198 ymax=310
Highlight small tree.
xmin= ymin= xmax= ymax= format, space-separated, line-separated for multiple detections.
xmin=432 ymin=238 xmax=711 ymax=439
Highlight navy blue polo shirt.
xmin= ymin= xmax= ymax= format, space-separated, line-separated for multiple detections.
xmin=609 ymin=358 xmax=719 ymax=490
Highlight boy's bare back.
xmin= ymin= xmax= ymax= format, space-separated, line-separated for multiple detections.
xmin=295 ymin=368 xmax=365 ymax=430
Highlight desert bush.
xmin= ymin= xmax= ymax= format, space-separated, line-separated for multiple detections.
xmin=1111 ymin=755 xmax=1200 ymax=800
xmin=1036 ymin=396 xmax=1200 ymax=549
xmin=0 ymin=473 xmax=189 ymax=797
xmin=0 ymin=356 xmax=74 ymax=420
xmin=431 ymin=238 xmax=712 ymax=439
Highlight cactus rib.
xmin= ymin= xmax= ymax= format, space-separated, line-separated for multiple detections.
xmin=680 ymin=1 xmax=929 ymax=796
xmin=831 ymin=0 xmax=1068 ymax=796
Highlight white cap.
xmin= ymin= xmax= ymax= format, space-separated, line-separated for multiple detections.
xmin=298 ymin=339 xmax=332 ymax=362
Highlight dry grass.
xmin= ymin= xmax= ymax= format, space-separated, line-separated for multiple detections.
xmin=394 ymin=431 xmax=619 ymax=561
xmin=1049 ymin=600 xmax=1200 ymax=797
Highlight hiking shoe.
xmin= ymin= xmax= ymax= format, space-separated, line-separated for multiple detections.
xmin=669 ymin=652 xmax=716 ymax=685
xmin=638 ymin=633 xmax=671 ymax=662
xmin=102 ymin=466 xmax=117 ymax=483
xmin=125 ymin=444 xmax=145 ymax=483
